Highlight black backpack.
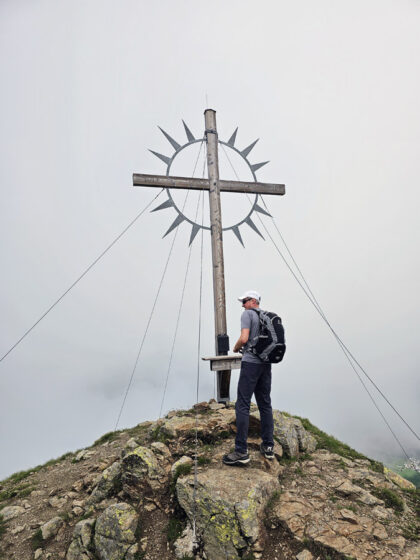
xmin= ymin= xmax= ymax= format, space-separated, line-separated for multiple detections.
xmin=249 ymin=309 xmax=286 ymax=363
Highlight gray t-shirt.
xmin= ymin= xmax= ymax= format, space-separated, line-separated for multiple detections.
xmin=241 ymin=309 xmax=263 ymax=363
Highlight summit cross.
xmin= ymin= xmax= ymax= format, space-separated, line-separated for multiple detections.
xmin=133 ymin=109 xmax=285 ymax=403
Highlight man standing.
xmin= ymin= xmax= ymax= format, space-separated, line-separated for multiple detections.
xmin=223 ymin=290 xmax=275 ymax=466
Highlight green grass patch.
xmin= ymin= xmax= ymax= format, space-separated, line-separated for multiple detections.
xmin=197 ymin=456 xmax=211 ymax=466
xmin=93 ymin=431 xmax=122 ymax=447
xmin=0 ymin=514 xmax=6 ymax=539
xmin=0 ymin=482 xmax=37 ymax=502
xmin=1 ymin=452 xmax=74 ymax=486
xmin=278 ymin=454 xmax=298 ymax=466
xmin=402 ymin=521 xmax=419 ymax=541
xmin=170 ymin=463 xmax=192 ymax=494
xmin=149 ymin=426 xmax=171 ymax=445
xmin=78 ymin=508 xmax=96 ymax=521
xmin=345 ymin=504 xmax=358 ymax=514
xmin=293 ymin=416 xmax=381 ymax=469
xmin=369 ymin=460 xmax=384 ymax=474
xmin=175 ymin=463 xmax=192 ymax=478
xmin=127 ymin=422 xmax=151 ymax=442
xmin=372 ymin=487 xmax=404 ymax=513
xmin=299 ymin=453 xmax=313 ymax=461
xmin=401 ymin=488 xmax=419 ymax=540
xmin=166 ymin=517 xmax=184 ymax=543
xmin=5 ymin=470 xmax=33 ymax=484
xmin=242 ymin=553 xmax=257 ymax=560
xmin=404 ymin=488 xmax=420 ymax=517
xmin=265 ymin=490 xmax=281 ymax=512
xmin=31 ymin=529 xmax=43 ymax=550
xmin=337 ymin=458 xmax=348 ymax=470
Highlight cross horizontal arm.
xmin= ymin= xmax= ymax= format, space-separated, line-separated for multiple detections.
xmin=133 ymin=173 xmax=285 ymax=195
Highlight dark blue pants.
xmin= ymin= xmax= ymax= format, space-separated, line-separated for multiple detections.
xmin=235 ymin=361 xmax=274 ymax=454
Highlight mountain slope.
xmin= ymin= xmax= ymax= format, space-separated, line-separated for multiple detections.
xmin=0 ymin=401 xmax=418 ymax=560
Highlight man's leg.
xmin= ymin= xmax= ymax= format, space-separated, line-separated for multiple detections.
xmin=254 ymin=364 xmax=274 ymax=447
xmin=235 ymin=362 xmax=260 ymax=453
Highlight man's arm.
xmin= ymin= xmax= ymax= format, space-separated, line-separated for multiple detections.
xmin=233 ymin=328 xmax=250 ymax=353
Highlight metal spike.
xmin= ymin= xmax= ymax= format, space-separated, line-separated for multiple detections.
xmin=158 ymin=127 xmax=181 ymax=151
xmin=182 ymin=120 xmax=195 ymax=142
xmin=163 ymin=215 xmax=185 ymax=238
xmin=227 ymin=128 xmax=238 ymax=147
xmin=254 ymin=203 xmax=272 ymax=217
xmin=251 ymin=161 xmax=269 ymax=173
xmin=151 ymin=199 xmax=174 ymax=213
xmin=232 ymin=226 xmax=245 ymax=247
xmin=241 ymin=139 xmax=259 ymax=158
xmin=245 ymin=217 xmax=265 ymax=239
xmin=149 ymin=149 xmax=171 ymax=166
xmin=189 ymin=224 xmax=200 ymax=246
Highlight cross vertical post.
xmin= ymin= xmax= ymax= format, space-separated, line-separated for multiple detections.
xmin=204 ymin=109 xmax=230 ymax=402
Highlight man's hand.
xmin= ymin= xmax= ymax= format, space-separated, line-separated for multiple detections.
xmin=233 ymin=341 xmax=242 ymax=353
xmin=233 ymin=328 xmax=250 ymax=353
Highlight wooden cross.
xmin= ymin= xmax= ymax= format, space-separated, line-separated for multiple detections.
xmin=133 ymin=109 xmax=285 ymax=403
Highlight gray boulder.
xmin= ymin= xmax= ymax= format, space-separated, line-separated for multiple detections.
xmin=0 ymin=505 xmax=25 ymax=521
xmin=121 ymin=446 xmax=166 ymax=495
xmin=88 ymin=460 xmax=122 ymax=504
xmin=41 ymin=516 xmax=64 ymax=540
xmin=291 ymin=418 xmax=317 ymax=453
xmin=273 ymin=411 xmax=313 ymax=457
xmin=176 ymin=468 xmax=279 ymax=560
xmin=66 ymin=519 xmax=95 ymax=560
xmin=94 ymin=503 xmax=138 ymax=560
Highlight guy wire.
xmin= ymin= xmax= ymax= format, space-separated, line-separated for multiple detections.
xmin=0 ymin=189 xmax=164 ymax=366
xmin=115 ymin=139 xmax=205 ymax=430
xmin=220 ymin=143 xmax=416 ymax=458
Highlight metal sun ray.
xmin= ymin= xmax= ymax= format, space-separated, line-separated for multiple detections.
xmin=158 ymin=126 xmax=181 ymax=151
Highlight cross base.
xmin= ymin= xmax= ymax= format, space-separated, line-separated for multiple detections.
xmin=202 ymin=355 xmax=242 ymax=403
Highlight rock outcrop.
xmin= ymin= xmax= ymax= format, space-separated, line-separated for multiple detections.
xmin=268 ymin=449 xmax=418 ymax=560
xmin=94 ymin=503 xmax=139 ymax=560
xmin=0 ymin=400 xmax=418 ymax=560
xmin=177 ymin=468 xmax=279 ymax=559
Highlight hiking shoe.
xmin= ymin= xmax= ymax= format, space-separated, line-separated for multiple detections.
xmin=260 ymin=443 xmax=275 ymax=460
xmin=222 ymin=450 xmax=250 ymax=466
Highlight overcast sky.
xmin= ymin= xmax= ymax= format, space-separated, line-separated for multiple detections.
xmin=1 ymin=0 xmax=419 ymax=479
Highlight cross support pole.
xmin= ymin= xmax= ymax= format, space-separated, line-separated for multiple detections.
xmin=205 ymin=109 xmax=231 ymax=403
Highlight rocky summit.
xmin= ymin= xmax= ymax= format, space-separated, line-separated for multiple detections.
xmin=0 ymin=401 xmax=418 ymax=560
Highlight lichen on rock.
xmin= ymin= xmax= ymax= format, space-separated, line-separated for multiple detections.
xmin=176 ymin=468 xmax=279 ymax=559
xmin=121 ymin=445 xmax=166 ymax=495
xmin=88 ymin=460 xmax=122 ymax=504
xmin=66 ymin=518 xmax=96 ymax=560
xmin=94 ymin=503 xmax=138 ymax=560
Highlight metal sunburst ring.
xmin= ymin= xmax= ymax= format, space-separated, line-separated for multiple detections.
xmin=150 ymin=120 xmax=272 ymax=246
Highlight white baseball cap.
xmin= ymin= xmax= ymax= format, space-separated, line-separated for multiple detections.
xmin=237 ymin=290 xmax=261 ymax=303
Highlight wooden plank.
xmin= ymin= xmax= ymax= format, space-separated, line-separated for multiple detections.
xmin=202 ymin=354 xmax=242 ymax=372
xmin=206 ymin=359 xmax=242 ymax=371
xmin=202 ymin=355 xmax=242 ymax=361
xmin=133 ymin=173 xmax=285 ymax=195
